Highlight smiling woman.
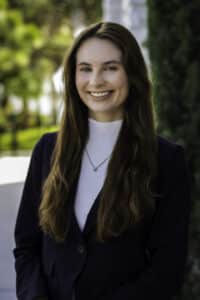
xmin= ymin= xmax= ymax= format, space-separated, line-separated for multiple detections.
xmin=13 ymin=22 xmax=191 ymax=300
xmin=75 ymin=38 xmax=129 ymax=121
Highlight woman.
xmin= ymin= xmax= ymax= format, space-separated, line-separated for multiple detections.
xmin=13 ymin=22 xmax=191 ymax=300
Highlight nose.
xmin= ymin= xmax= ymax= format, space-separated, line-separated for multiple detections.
xmin=89 ymin=71 xmax=105 ymax=87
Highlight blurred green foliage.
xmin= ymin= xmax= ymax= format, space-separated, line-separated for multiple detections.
xmin=147 ymin=0 xmax=200 ymax=298
xmin=0 ymin=125 xmax=58 ymax=151
xmin=0 ymin=0 xmax=102 ymax=150
xmin=0 ymin=0 xmax=73 ymax=133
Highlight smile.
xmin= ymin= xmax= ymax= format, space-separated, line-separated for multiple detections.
xmin=89 ymin=91 xmax=112 ymax=97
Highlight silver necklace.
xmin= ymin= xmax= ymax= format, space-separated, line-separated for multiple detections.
xmin=85 ymin=148 xmax=111 ymax=172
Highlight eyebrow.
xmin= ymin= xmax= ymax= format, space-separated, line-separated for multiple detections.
xmin=77 ymin=60 xmax=122 ymax=66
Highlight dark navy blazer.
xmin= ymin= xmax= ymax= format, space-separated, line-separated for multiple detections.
xmin=13 ymin=132 xmax=191 ymax=300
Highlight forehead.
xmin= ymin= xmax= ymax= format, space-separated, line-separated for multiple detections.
xmin=76 ymin=37 xmax=122 ymax=64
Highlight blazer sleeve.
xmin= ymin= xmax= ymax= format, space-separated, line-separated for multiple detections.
xmin=13 ymin=135 xmax=48 ymax=300
xmin=101 ymin=145 xmax=191 ymax=300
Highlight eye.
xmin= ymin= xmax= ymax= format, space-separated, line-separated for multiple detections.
xmin=79 ymin=66 xmax=92 ymax=72
xmin=104 ymin=65 xmax=118 ymax=71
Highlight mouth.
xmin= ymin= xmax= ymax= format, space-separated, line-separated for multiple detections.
xmin=88 ymin=90 xmax=113 ymax=97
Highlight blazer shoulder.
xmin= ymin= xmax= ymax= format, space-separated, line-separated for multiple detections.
xmin=157 ymin=135 xmax=185 ymax=160
xmin=156 ymin=135 xmax=187 ymax=179
xmin=35 ymin=131 xmax=57 ymax=148
xmin=39 ymin=131 xmax=58 ymax=146
xmin=31 ymin=131 xmax=58 ymax=161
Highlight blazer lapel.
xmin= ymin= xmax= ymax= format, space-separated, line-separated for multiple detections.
xmin=82 ymin=191 xmax=101 ymax=237
xmin=69 ymin=189 xmax=102 ymax=238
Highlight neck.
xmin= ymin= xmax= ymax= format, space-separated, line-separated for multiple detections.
xmin=89 ymin=109 xmax=124 ymax=122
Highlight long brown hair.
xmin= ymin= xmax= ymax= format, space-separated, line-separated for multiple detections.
xmin=39 ymin=22 xmax=158 ymax=242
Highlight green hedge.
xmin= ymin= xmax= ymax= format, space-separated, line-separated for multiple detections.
xmin=0 ymin=126 xmax=58 ymax=152
xmin=147 ymin=0 xmax=200 ymax=298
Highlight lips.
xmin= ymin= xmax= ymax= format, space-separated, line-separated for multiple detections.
xmin=88 ymin=90 xmax=113 ymax=97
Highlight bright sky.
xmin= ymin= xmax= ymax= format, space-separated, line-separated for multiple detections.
xmin=0 ymin=157 xmax=30 ymax=185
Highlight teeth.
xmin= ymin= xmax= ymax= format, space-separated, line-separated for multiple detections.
xmin=90 ymin=91 xmax=110 ymax=97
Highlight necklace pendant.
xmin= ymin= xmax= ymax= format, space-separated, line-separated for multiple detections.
xmin=86 ymin=147 xmax=111 ymax=172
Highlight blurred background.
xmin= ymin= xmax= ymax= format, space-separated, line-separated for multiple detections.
xmin=0 ymin=0 xmax=199 ymax=299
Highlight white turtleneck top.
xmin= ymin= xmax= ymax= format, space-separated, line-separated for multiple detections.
xmin=74 ymin=118 xmax=123 ymax=230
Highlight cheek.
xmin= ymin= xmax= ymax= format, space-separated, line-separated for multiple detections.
xmin=76 ymin=74 xmax=89 ymax=90
xmin=116 ymin=77 xmax=129 ymax=94
xmin=109 ymin=71 xmax=128 ymax=87
xmin=119 ymin=73 xmax=129 ymax=92
xmin=75 ymin=78 xmax=84 ymax=92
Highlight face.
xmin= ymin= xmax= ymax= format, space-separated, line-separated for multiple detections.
xmin=75 ymin=37 xmax=129 ymax=122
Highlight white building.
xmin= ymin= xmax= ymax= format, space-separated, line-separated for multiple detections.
xmin=103 ymin=0 xmax=148 ymax=62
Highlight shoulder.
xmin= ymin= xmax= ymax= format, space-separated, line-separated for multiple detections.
xmin=157 ymin=135 xmax=184 ymax=152
xmin=36 ymin=131 xmax=58 ymax=147
xmin=157 ymin=135 xmax=185 ymax=164
xmin=34 ymin=131 xmax=58 ymax=149
xmin=156 ymin=135 xmax=189 ymax=187
xmin=31 ymin=131 xmax=58 ymax=161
